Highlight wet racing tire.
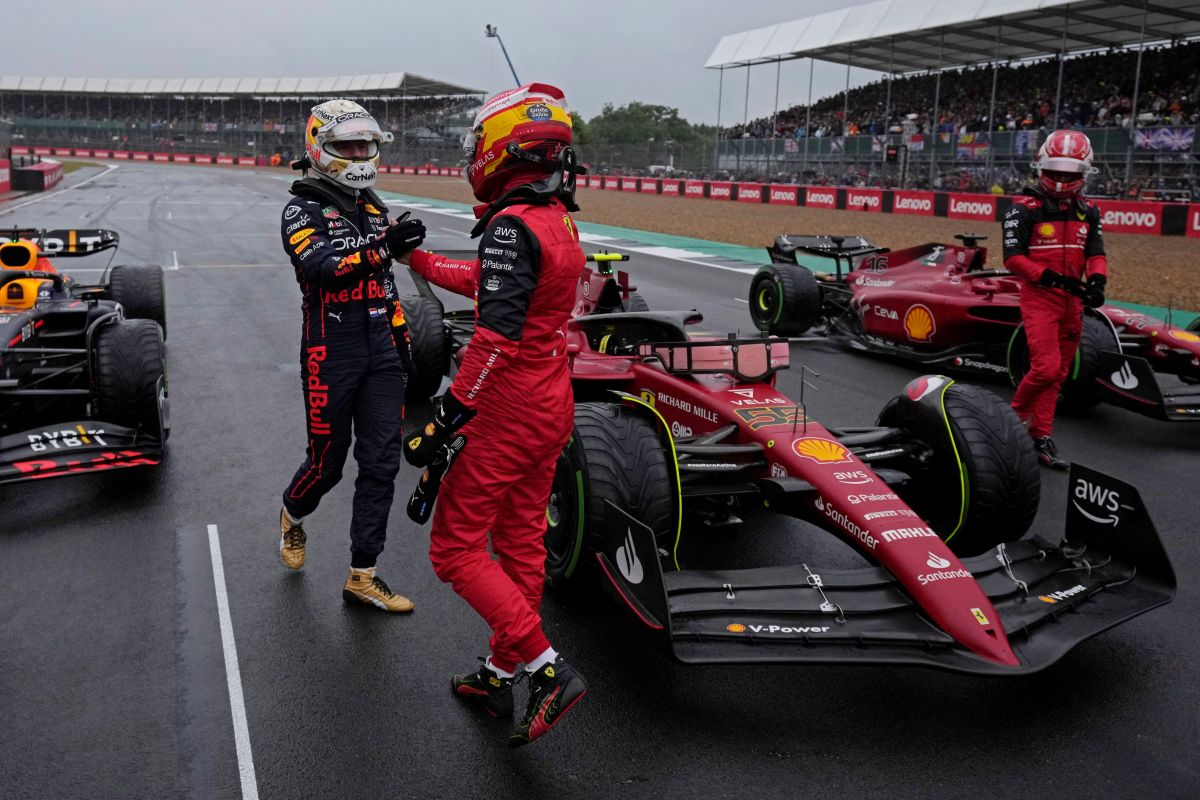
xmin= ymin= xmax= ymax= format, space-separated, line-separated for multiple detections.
xmin=545 ymin=403 xmax=675 ymax=591
xmin=879 ymin=381 xmax=1040 ymax=557
xmin=749 ymin=264 xmax=821 ymax=336
xmin=109 ymin=265 xmax=167 ymax=339
xmin=400 ymin=294 xmax=449 ymax=402
xmin=1008 ymin=313 xmax=1117 ymax=412
xmin=94 ymin=318 xmax=166 ymax=431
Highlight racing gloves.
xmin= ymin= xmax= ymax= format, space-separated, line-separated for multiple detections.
xmin=1084 ymin=274 xmax=1107 ymax=308
xmin=407 ymin=433 xmax=468 ymax=523
xmin=384 ymin=216 xmax=427 ymax=259
xmin=404 ymin=390 xmax=476 ymax=468
xmin=1039 ymin=269 xmax=1092 ymax=303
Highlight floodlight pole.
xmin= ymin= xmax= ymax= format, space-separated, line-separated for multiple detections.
xmin=929 ymin=32 xmax=944 ymax=187
xmin=740 ymin=63 xmax=751 ymax=174
xmin=1053 ymin=6 xmax=1070 ymax=126
xmin=803 ymin=58 xmax=814 ymax=175
xmin=715 ymin=66 xmax=725 ymax=171
xmin=881 ymin=37 xmax=894 ymax=179
xmin=842 ymin=44 xmax=852 ymax=178
xmin=1125 ymin=0 xmax=1150 ymax=189
xmin=985 ymin=24 xmax=1002 ymax=189
xmin=485 ymin=25 xmax=521 ymax=87
xmin=772 ymin=57 xmax=781 ymax=172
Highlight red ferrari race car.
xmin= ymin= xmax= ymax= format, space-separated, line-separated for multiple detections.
xmin=0 ymin=228 xmax=169 ymax=484
xmin=401 ymin=253 xmax=1174 ymax=674
xmin=752 ymin=234 xmax=1200 ymax=422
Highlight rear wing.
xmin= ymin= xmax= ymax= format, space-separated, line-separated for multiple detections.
xmin=0 ymin=228 xmax=120 ymax=256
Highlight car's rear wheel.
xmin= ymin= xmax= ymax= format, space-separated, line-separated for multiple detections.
xmin=93 ymin=318 xmax=165 ymax=432
xmin=1007 ymin=313 xmax=1117 ymax=412
xmin=109 ymin=265 xmax=167 ymax=339
xmin=749 ymin=264 xmax=821 ymax=336
xmin=545 ymin=403 xmax=675 ymax=591
xmin=400 ymin=294 xmax=449 ymax=402
xmin=878 ymin=381 xmax=1039 ymax=557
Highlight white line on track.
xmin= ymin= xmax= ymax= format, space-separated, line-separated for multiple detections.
xmin=0 ymin=163 xmax=121 ymax=216
xmin=170 ymin=251 xmax=179 ymax=270
xmin=206 ymin=523 xmax=260 ymax=800
xmin=734 ymin=297 xmax=748 ymax=303
xmin=437 ymin=226 xmax=471 ymax=237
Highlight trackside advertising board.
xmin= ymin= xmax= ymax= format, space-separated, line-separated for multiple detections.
xmin=805 ymin=187 xmax=837 ymax=209
xmin=1093 ymin=199 xmax=1164 ymax=235
xmin=947 ymin=193 xmax=997 ymax=221
xmin=892 ymin=190 xmax=936 ymax=216
xmin=845 ymin=187 xmax=883 ymax=212
xmin=768 ymin=184 xmax=799 ymax=205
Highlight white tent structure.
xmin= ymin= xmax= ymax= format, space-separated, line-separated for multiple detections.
xmin=0 ymin=72 xmax=483 ymax=99
xmin=705 ymin=0 xmax=1200 ymax=180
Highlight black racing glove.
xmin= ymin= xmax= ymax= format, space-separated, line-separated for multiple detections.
xmin=404 ymin=390 xmax=476 ymax=468
xmin=1039 ymin=269 xmax=1089 ymax=300
xmin=406 ymin=433 xmax=467 ymax=523
xmin=1084 ymin=274 xmax=1107 ymax=308
xmin=384 ymin=217 xmax=427 ymax=258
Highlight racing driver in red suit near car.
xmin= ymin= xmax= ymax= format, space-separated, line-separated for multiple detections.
xmin=1002 ymin=129 xmax=1107 ymax=468
xmin=398 ymin=83 xmax=587 ymax=747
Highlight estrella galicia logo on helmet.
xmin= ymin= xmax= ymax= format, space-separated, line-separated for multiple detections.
xmin=526 ymin=103 xmax=552 ymax=121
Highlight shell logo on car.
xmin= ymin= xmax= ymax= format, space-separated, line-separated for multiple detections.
xmin=1169 ymin=329 xmax=1200 ymax=343
xmin=726 ymin=623 xmax=746 ymax=633
xmin=904 ymin=304 xmax=937 ymax=342
xmin=792 ymin=437 xmax=851 ymax=464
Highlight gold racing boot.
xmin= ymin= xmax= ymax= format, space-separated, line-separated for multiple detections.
xmin=342 ymin=567 xmax=415 ymax=613
xmin=279 ymin=508 xmax=307 ymax=570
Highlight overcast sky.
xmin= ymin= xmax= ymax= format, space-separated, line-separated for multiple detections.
xmin=5 ymin=0 xmax=885 ymax=125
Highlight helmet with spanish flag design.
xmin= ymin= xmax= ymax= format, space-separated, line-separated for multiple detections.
xmin=1032 ymin=129 xmax=1096 ymax=200
xmin=461 ymin=83 xmax=574 ymax=203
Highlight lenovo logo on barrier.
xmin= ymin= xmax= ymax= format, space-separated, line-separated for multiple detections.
xmin=945 ymin=194 xmax=993 ymax=217
xmin=737 ymin=186 xmax=762 ymax=201
xmin=806 ymin=189 xmax=836 ymax=208
xmin=894 ymin=195 xmax=933 ymax=213
xmin=769 ymin=187 xmax=797 ymax=204
xmin=847 ymin=191 xmax=881 ymax=210
xmin=1102 ymin=210 xmax=1158 ymax=229
xmin=685 ymin=181 xmax=705 ymax=197
xmin=710 ymin=183 xmax=732 ymax=199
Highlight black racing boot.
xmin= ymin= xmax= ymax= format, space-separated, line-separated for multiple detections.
xmin=1034 ymin=436 xmax=1068 ymax=470
xmin=451 ymin=658 xmax=515 ymax=719
xmin=509 ymin=657 xmax=588 ymax=748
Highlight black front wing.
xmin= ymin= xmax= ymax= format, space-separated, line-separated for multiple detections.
xmin=0 ymin=419 xmax=163 ymax=485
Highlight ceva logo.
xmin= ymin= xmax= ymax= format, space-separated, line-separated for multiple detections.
xmin=950 ymin=198 xmax=994 ymax=216
xmin=1102 ymin=209 xmax=1158 ymax=229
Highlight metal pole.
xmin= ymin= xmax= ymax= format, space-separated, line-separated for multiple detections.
xmin=739 ymin=63 xmax=751 ymax=174
xmin=715 ymin=66 xmax=724 ymax=171
xmin=1125 ymin=0 xmax=1150 ymax=189
xmin=803 ymin=58 xmax=814 ymax=176
xmin=1053 ymin=6 xmax=1070 ymax=125
xmin=929 ymin=32 xmax=944 ymax=187
xmin=772 ymin=58 xmax=781 ymax=173
xmin=485 ymin=26 xmax=521 ymax=87
xmin=985 ymin=24 xmax=1002 ymax=189
xmin=842 ymin=45 xmax=852 ymax=178
xmin=882 ymin=37 xmax=894 ymax=179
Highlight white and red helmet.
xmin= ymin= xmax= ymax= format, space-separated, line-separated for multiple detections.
xmin=1032 ymin=129 xmax=1096 ymax=199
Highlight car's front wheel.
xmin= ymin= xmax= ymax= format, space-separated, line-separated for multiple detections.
xmin=93 ymin=318 xmax=166 ymax=433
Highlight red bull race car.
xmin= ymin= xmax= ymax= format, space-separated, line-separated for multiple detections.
xmin=0 ymin=228 xmax=169 ymax=484
xmin=752 ymin=234 xmax=1200 ymax=421
xmin=402 ymin=252 xmax=1174 ymax=675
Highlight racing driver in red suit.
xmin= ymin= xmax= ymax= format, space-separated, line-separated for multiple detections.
xmin=1002 ymin=129 xmax=1107 ymax=468
xmin=398 ymin=84 xmax=587 ymax=747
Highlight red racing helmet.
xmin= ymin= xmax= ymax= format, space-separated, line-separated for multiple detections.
xmin=1032 ymin=129 xmax=1096 ymax=199
xmin=462 ymin=83 xmax=573 ymax=202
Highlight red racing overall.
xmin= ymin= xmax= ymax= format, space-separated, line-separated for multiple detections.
xmin=408 ymin=197 xmax=583 ymax=672
xmin=1002 ymin=188 xmax=1107 ymax=437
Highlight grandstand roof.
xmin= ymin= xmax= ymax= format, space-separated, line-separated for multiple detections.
xmin=0 ymin=72 xmax=484 ymax=97
xmin=706 ymin=0 xmax=1200 ymax=73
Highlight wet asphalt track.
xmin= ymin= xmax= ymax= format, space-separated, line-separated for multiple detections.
xmin=0 ymin=162 xmax=1197 ymax=800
